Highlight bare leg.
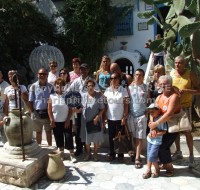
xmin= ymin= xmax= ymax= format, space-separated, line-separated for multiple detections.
xmin=146 ymin=161 xmax=152 ymax=173
xmin=135 ymin=138 xmax=143 ymax=160
xmin=174 ymin=133 xmax=181 ymax=151
xmin=46 ymin=131 xmax=52 ymax=146
xmin=143 ymin=161 xmax=152 ymax=178
xmin=94 ymin=143 xmax=98 ymax=155
xmin=152 ymin=162 xmax=159 ymax=174
xmin=184 ymin=131 xmax=193 ymax=156
xmin=36 ymin=131 xmax=42 ymax=145
xmin=86 ymin=144 xmax=91 ymax=156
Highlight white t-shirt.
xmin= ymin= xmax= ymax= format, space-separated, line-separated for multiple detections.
xmin=0 ymin=80 xmax=9 ymax=119
xmin=4 ymin=85 xmax=27 ymax=112
xmin=104 ymin=86 xmax=129 ymax=120
xmin=50 ymin=93 xmax=69 ymax=122
xmin=48 ymin=71 xmax=59 ymax=85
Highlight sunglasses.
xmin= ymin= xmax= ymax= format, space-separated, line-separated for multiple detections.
xmin=110 ymin=77 xmax=118 ymax=80
xmin=38 ymin=73 xmax=47 ymax=76
xmin=50 ymin=65 xmax=57 ymax=68
xmin=60 ymin=72 xmax=66 ymax=75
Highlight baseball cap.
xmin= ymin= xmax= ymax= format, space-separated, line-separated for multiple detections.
xmin=80 ymin=63 xmax=89 ymax=69
xmin=147 ymin=103 xmax=160 ymax=109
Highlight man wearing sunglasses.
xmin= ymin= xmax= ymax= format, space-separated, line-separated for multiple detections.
xmin=29 ymin=68 xmax=54 ymax=146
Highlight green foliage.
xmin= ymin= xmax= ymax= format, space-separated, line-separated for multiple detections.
xmin=138 ymin=0 xmax=200 ymax=68
xmin=137 ymin=11 xmax=156 ymax=19
xmin=173 ymin=0 xmax=185 ymax=15
xmin=58 ymin=0 xmax=116 ymax=71
xmin=134 ymin=50 xmax=148 ymax=65
xmin=149 ymin=39 xmax=165 ymax=53
xmin=179 ymin=22 xmax=200 ymax=37
xmin=0 ymin=0 xmax=56 ymax=79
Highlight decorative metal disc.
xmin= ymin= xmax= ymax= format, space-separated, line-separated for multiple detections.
xmin=65 ymin=91 xmax=82 ymax=108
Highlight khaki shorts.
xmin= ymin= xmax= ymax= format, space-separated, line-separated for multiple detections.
xmin=182 ymin=107 xmax=192 ymax=131
xmin=32 ymin=110 xmax=51 ymax=132
xmin=127 ymin=114 xmax=147 ymax=139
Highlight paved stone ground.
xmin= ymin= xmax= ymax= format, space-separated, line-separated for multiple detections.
xmin=0 ymin=134 xmax=200 ymax=190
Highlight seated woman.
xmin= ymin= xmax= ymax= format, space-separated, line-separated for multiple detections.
xmin=148 ymin=75 xmax=181 ymax=177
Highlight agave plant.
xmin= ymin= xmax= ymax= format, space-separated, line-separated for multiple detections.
xmin=137 ymin=0 xmax=200 ymax=76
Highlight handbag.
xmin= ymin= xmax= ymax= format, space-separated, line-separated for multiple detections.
xmin=167 ymin=109 xmax=191 ymax=133
xmin=113 ymin=125 xmax=132 ymax=154
xmin=85 ymin=94 xmax=102 ymax=134
xmin=86 ymin=120 xmax=101 ymax=134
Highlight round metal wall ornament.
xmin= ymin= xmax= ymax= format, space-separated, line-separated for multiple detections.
xmin=29 ymin=45 xmax=65 ymax=74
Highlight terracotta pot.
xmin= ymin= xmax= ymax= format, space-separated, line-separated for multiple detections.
xmin=3 ymin=109 xmax=33 ymax=146
xmin=46 ymin=151 xmax=66 ymax=180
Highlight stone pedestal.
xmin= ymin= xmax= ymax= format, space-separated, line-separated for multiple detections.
xmin=0 ymin=142 xmax=56 ymax=187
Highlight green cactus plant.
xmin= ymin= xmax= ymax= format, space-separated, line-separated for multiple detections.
xmin=138 ymin=0 xmax=200 ymax=76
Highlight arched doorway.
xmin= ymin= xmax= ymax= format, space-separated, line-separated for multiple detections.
xmin=115 ymin=58 xmax=134 ymax=76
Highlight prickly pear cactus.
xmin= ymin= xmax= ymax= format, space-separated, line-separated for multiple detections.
xmin=137 ymin=0 xmax=200 ymax=75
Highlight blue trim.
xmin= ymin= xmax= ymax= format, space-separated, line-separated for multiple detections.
xmin=154 ymin=13 xmax=157 ymax=39
xmin=137 ymin=0 xmax=140 ymax=11
xmin=158 ymin=3 xmax=164 ymax=8
xmin=177 ymin=35 xmax=181 ymax=44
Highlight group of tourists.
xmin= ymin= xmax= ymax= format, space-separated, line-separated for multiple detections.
xmin=0 ymin=54 xmax=199 ymax=179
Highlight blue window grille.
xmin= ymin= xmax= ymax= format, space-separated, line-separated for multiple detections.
xmin=114 ymin=8 xmax=133 ymax=36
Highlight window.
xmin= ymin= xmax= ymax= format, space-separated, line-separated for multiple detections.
xmin=114 ymin=7 xmax=133 ymax=36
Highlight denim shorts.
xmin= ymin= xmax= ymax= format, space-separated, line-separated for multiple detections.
xmin=147 ymin=142 xmax=160 ymax=162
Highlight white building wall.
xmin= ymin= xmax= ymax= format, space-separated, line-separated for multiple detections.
xmin=106 ymin=1 xmax=154 ymax=60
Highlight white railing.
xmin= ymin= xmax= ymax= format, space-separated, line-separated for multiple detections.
xmin=144 ymin=52 xmax=154 ymax=84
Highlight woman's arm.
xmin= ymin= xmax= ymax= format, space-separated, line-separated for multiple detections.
xmin=149 ymin=94 xmax=180 ymax=129
xmin=47 ymin=98 xmax=55 ymax=128
xmin=65 ymin=108 xmax=73 ymax=128
xmin=93 ymin=108 xmax=105 ymax=125
xmin=121 ymin=97 xmax=129 ymax=126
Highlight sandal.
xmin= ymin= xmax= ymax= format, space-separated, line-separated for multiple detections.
xmin=142 ymin=172 xmax=151 ymax=179
xmin=164 ymin=170 xmax=174 ymax=177
xmin=151 ymin=172 xmax=159 ymax=178
xmin=128 ymin=151 xmax=136 ymax=162
xmin=135 ymin=159 xmax=142 ymax=169
xmin=159 ymin=164 xmax=166 ymax=170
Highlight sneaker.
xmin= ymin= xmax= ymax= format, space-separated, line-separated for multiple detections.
xmin=172 ymin=151 xmax=183 ymax=161
xmin=84 ymin=154 xmax=91 ymax=161
xmin=70 ymin=153 xmax=77 ymax=163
